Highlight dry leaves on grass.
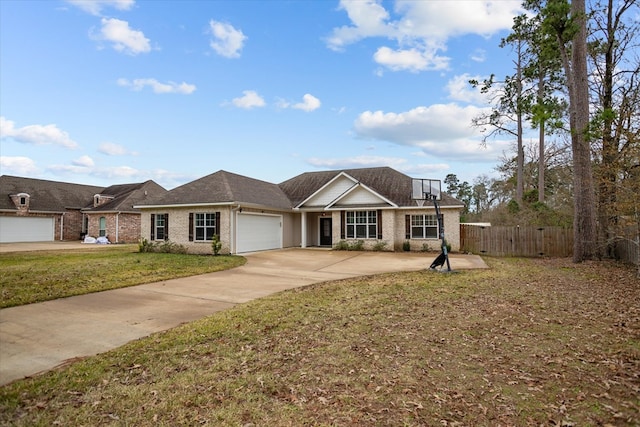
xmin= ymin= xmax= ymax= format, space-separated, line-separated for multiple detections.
xmin=1 ymin=257 xmax=638 ymax=426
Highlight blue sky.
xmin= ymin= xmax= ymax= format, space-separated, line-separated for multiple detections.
xmin=1 ymin=0 xmax=525 ymax=189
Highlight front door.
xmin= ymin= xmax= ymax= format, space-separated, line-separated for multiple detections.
xmin=319 ymin=217 xmax=332 ymax=246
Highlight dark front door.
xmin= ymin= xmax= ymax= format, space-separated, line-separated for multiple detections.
xmin=320 ymin=217 xmax=332 ymax=246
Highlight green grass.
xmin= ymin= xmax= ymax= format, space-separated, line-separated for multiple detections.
xmin=1 ymin=256 xmax=638 ymax=426
xmin=0 ymin=245 xmax=246 ymax=308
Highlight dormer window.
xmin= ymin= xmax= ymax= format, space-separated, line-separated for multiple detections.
xmin=94 ymin=194 xmax=114 ymax=207
xmin=11 ymin=192 xmax=30 ymax=210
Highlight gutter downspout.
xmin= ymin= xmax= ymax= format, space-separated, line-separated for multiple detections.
xmin=60 ymin=213 xmax=65 ymax=241
xmin=115 ymin=212 xmax=120 ymax=243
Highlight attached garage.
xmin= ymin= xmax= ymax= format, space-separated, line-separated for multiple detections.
xmin=0 ymin=216 xmax=55 ymax=243
xmin=236 ymin=212 xmax=282 ymax=253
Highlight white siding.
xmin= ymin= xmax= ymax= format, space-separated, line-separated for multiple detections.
xmin=302 ymin=176 xmax=355 ymax=207
xmin=337 ymin=186 xmax=384 ymax=205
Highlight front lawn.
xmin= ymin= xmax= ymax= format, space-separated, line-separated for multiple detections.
xmin=1 ymin=257 xmax=638 ymax=425
xmin=0 ymin=245 xmax=246 ymax=308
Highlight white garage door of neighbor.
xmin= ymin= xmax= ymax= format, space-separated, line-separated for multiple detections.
xmin=0 ymin=216 xmax=55 ymax=243
xmin=236 ymin=213 xmax=282 ymax=253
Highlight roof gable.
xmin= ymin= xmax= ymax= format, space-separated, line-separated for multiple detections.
xmin=296 ymin=172 xmax=397 ymax=209
xmin=297 ymin=172 xmax=356 ymax=208
xmin=327 ymin=182 xmax=396 ymax=209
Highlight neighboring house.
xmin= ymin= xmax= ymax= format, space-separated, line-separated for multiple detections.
xmin=0 ymin=175 xmax=166 ymax=243
xmin=81 ymin=181 xmax=168 ymax=243
xmin=135 ymin=167 xmax=465 ymax=254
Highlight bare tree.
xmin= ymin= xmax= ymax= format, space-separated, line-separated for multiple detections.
xmin=588 ymin=0 xmax=640 ymax=257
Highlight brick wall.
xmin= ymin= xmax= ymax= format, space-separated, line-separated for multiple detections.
xmin=85 ymin=212 xmax=141 ymax=243
xmin=393 ymin=208 xmax=460 ymax=252
xmin=140 ymin=207 xmax=232 ymax=255
xmin=61 ymin=210 xmax=83 ymax=241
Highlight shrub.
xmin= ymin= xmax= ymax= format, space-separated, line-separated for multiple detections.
xmin=402 ymin=240 xmax=411 ymax=251
xmin=138 ymin=239 xmax=187 ymax=254
xmin=158 ymin=240 xmax=188 ymax=254
xmin=372 ymin=240 xmax=388 ymax=251
xmin=138 ymin=238 xmax=154 ymax=253
xmin=334 ymin=240 xmax=365 ymax=251
xmin=211 ymin=234 xmax=222 ymax=256
xmin=334 ymin=240 xmax=350 ymax=250
xmin=349 ymin=240 xmax=364 ymax=251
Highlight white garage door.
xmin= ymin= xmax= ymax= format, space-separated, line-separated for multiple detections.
xmin=0 ymin=216 xmax=55 ymax=243
xmin=236 ymin=213 xmax=282 ymax=253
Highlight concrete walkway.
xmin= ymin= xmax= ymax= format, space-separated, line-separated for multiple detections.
xmin=0 ymin=248 xmax=487 ymax=385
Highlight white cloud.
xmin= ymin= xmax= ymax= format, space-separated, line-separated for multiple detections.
xmin=0 ymin=156 xmax=39 ymax=175
xmin=66 ymin=0 xmax=134 ymax=16
xmin=0 ymin=116 xmax=78 ymax=149
xmin=44 ymin=161 xmax=191 ymax=189
xmin=401 ymin=162 xmax=451 ymax=176
xmin=326 ymin=0 xmax=393 ymax=51
xmin=96 ymin=18 xmax=150 ymax=55
xmin=231 ymin=90 xmax=265 ymax=109
xmin=117 ymin=78 xmax=196 ymax=94
xmin=306 ymin=155 xmax=450 ymax=177
xmin=470 ymin=48 xmax=487 ymax=62
xmin=393 ymin=1 xmax=521 ymax=39
xmin=307 ymin=155 xmax=409 ymax=169
xmin=327 ymin=0 xmax=522 ymax=72
xmin=98 ymin=142 xmax=135 ymax=156
xmin=373 ymin=45 xmax=449 ymax=72
xmin=353 ymin=104 xmax=507 ymax=161
xmin=47 ymin=163 xmax=140 ymax=180
xmin=446 ymin=73 xmax=492 ymax=105
xmin=72 ymin=155 xmax=94 ymax=167
xmin=208 ymin=20 xmax=247 ymax=58
xmin=292 ymin=94 xmax=321 ymax=112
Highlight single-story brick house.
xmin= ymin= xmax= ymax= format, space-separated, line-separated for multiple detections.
xmin=135 ymin=167 xmax=464 ymax=254
xmin=0 ymin=175 xmax=166 ymax=243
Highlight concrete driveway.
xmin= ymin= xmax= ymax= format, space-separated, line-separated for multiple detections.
xmin=0 ymin=248 xmax=487 ymax=385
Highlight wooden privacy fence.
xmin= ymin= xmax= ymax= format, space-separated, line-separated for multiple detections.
xmin=460 ymin=225 xmax=573 ymax=257
xmin=615 ymin=226 xmax=639 ymax=267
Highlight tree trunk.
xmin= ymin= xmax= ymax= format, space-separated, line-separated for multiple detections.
xmin=538 ymin=71 xmax=545 ymax=203
xmin=597 ymin=0 xmax=619 ymax=258
xmin=570 ymin=0 xmax=598 ymax=262
xmin=516 ymin=42 xmax=525 ymax=203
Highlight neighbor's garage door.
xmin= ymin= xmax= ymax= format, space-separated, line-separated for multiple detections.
xmin=236 ymin=213 xmax=282 ymax=253
xmin=0 ymin=216 xmax=54 ymax=243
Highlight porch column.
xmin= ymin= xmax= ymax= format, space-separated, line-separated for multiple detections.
xmin=301 ymin=211 xmax=307 ymax=248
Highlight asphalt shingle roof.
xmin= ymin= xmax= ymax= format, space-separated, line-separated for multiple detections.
xmin=140 ymin=170 xmax=293 ymax=210
xmin=85 ymin=181 xmax=168 ymax=212
xmin=0 ymin=175 xmax=104 ymax=212
xmin=278 ymin=167 xmax=462 ymax=208
xmin=1 ymin=175 xmax=167 ymax=213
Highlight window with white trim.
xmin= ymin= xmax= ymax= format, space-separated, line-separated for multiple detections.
xmin=154 ymin=214 xmax=166 ymax=240
xmin=411 ymin=214 xmax=438 ymax=239
xmin=194 ymin=213 xmax=217 ymax=241
xmin=99 ymin=216 xmax=107 ymax=237
xmin=346 ymin=210 xmax=377 ymax=239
